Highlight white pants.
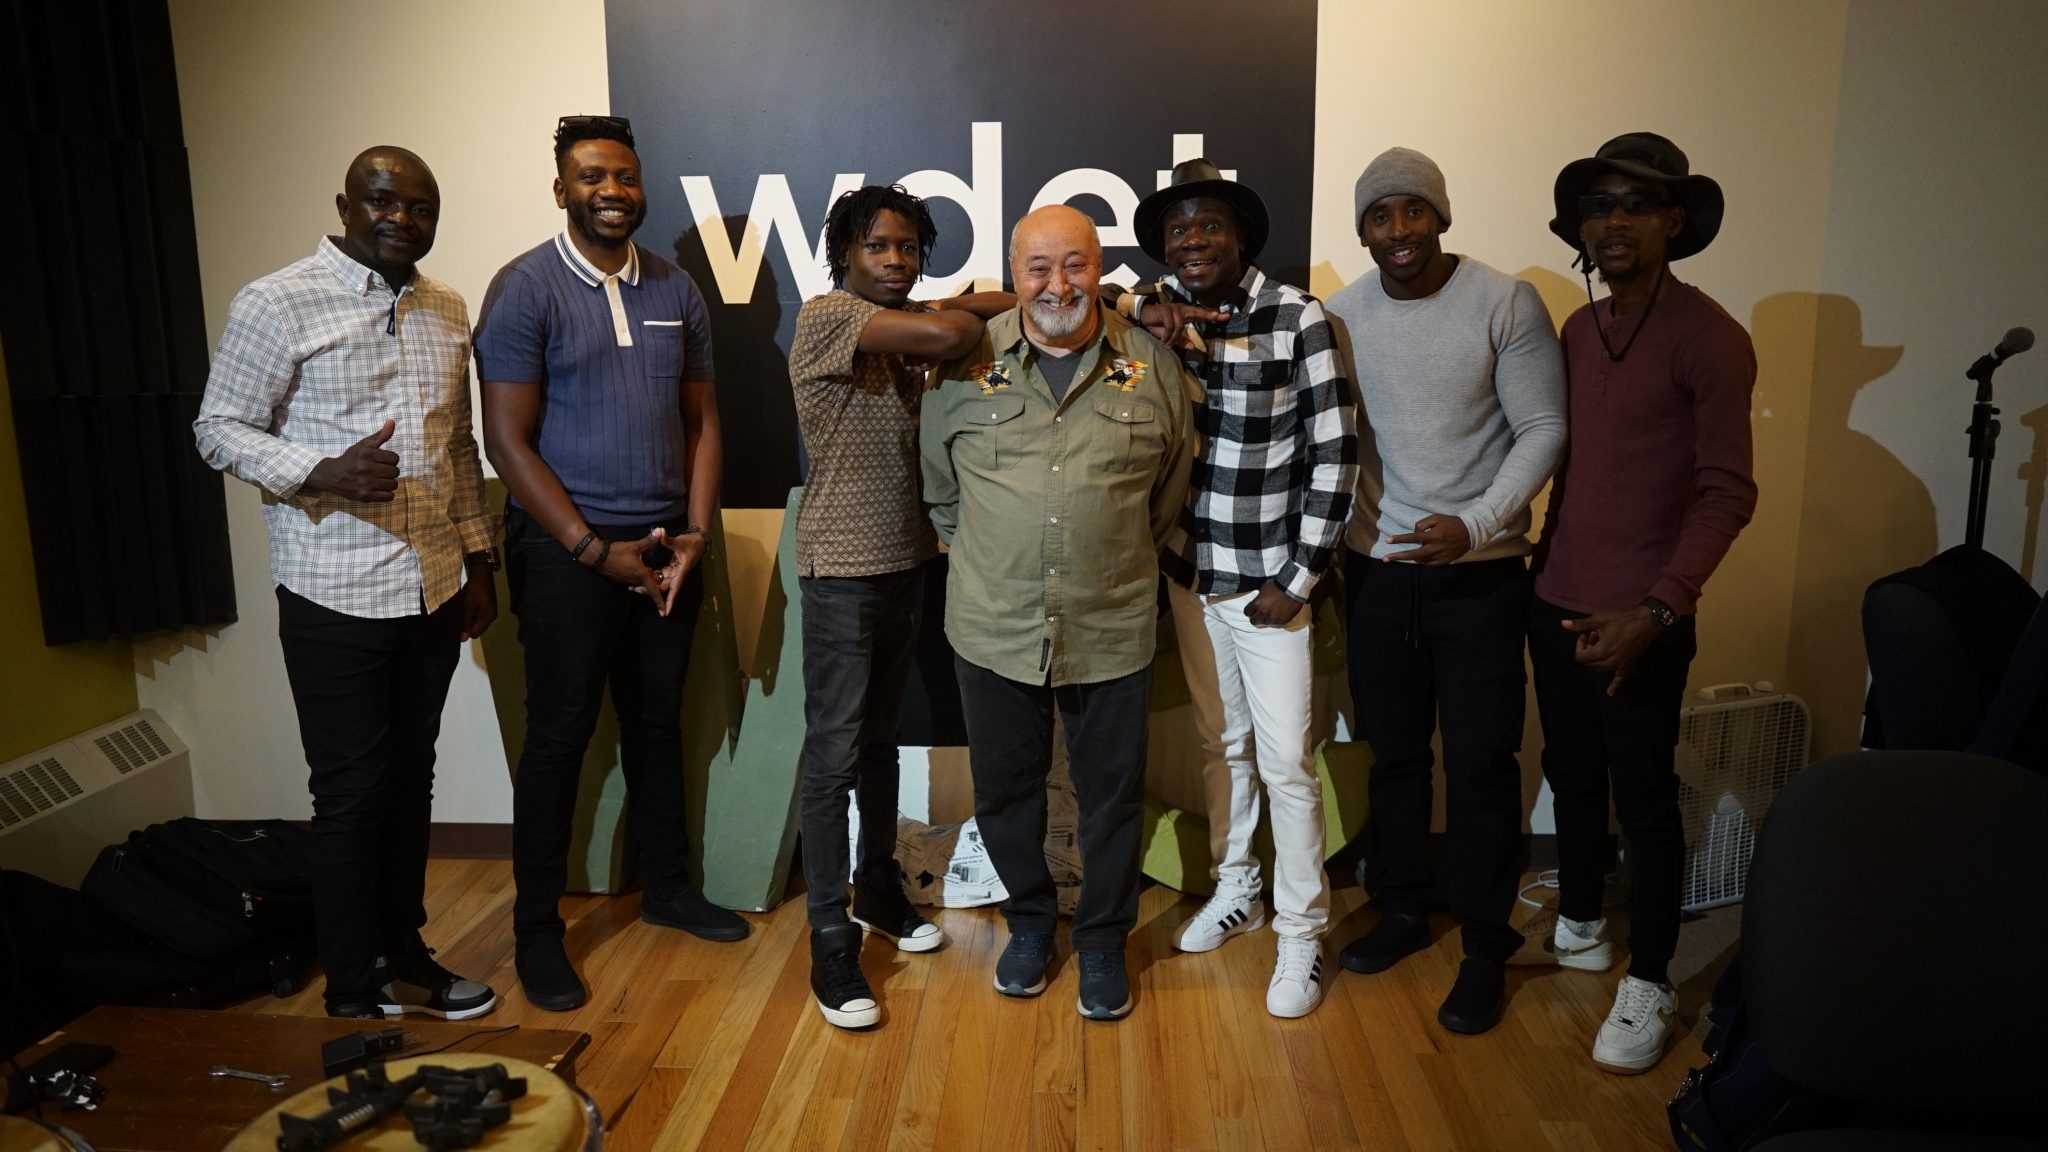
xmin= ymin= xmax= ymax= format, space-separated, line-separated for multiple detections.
xmin=1168 ymin=582 xmax=1330 ymax=938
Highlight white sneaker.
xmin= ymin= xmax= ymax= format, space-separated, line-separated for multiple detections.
xmin=1266 ymin=935 xmax=1324 ymax=1018
xmin=1591 ymin=975 xmax=1675 ymax=1074
xmin=1554 ymin=915 xmax=1615 ymax=971
xmin=1175 ymin=891 xmax=1265 ymax=953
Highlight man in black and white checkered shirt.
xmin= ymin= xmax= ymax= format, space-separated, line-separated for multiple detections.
xmin=1116 ymin=159 xmax=1357 ymax=1019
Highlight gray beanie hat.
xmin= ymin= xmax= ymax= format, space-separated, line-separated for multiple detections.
xmin=1353 ymin=147 xmax=1451 ymax=235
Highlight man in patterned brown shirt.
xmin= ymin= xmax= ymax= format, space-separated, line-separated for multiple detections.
xmin=787 ymin=184 xmax=1012 ymax=1030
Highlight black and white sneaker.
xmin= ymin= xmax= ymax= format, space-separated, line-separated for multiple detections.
xmin=1075 ymin=949 xmax=1132 ymax=1020
xmin=1173 ymin=891 xmax=1265 ymax=953
xmin=1266 ymin=935 xmax=1324 ymax=1018
xmin=851 ymin=888 xmax=945 ymax=954
xmin=810 ymin=924 xmax=879 ymax=1029
xmin=376 ymin=944 xmax=498 ymax=1021
xmin=993 ymin=931 xmax=1053 ymax=997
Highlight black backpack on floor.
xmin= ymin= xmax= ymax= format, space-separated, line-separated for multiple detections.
xmin=81 ymin=818 xmax=315 ymax=960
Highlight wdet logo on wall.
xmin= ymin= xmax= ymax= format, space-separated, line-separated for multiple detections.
xmin=606 ymin=0 xmax=1319 ymax=507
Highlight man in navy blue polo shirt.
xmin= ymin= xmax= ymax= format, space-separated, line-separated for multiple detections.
xmin=477 ymin=114 xmax=748 ymax=1012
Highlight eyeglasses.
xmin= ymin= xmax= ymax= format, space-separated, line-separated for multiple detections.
xmin=557 ymin=114 xmax=635 ymax=144
xmin=1576 ymin=191 xmax=1669 ymax=219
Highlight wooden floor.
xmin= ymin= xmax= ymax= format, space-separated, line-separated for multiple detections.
xmin=235 ymin=859 xmax=1700 ymax=1151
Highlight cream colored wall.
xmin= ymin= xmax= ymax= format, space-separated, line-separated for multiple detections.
xmin=144 ymin=0 xmax=611 ymax=820
xmin=1313 ymin=0 xmax=1851 ymax=826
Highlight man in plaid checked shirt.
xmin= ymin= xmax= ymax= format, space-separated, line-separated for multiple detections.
xmin=1117 ymin=160 xmax=1358 ymax=1018
xmin=194 ymin=146 xmax=499 ymax=1023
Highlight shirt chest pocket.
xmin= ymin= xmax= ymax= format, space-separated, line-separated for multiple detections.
xmin=957 ymin=393 xmax=1027 ymax=471
xmin=641 ymin=320 xmax=685 ymax=380
xmin=1093 ymin=399 xmax=1160 ymax=474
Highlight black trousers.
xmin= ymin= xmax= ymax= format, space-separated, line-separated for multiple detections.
xmin=1528 ymin=594 xmax=1696 ymax=984
xmin=797 ymin=567 xmax=923 ymax=928
xmin=954 ymin=657 xmax=1150 ymax=951
xmin=276 ymin=584 xmax=462 ymax=1006
xmin=1344 ymin=551 xmax=1530 ymax=964
xmin=505 ymin=506 xmax=702 ymax=943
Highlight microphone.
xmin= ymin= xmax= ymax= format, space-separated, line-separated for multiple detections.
xmin=1967 ymin=327 xmax=2033 ymax=384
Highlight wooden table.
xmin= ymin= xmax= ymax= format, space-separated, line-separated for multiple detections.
xmin=9 ymin=1007 xmax=590 ymax=1152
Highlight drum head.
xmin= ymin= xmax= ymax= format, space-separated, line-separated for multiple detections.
xmin=223 ymin=1054 xmax=588 ymax=1152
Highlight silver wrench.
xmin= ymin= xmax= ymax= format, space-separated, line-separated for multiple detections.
xmin=210 ymin=1064 xmax=291 ymax=1088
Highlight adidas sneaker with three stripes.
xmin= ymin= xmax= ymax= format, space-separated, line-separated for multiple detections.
xmin=1266 ymin=935 xmax=1324 ymax=1018
xmin=1174 ymin=891 xmax=1265 ymax=953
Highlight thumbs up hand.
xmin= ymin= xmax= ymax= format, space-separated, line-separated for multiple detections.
xmin=305 ymin=419 xmax=401 ymax=502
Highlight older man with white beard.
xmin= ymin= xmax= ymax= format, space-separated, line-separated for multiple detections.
xmin=921 ymin=205 xmax=1193 ymax=1020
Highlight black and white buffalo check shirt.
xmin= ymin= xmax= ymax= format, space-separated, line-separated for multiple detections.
xmin=1120 ymin=266 xmax=1357 ymax=600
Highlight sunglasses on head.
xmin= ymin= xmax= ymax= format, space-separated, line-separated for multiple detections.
xmin=1576 ymin=190 xmax=1669 ymax=219
xmin=557 ymin=114 xmax=634 ymax=140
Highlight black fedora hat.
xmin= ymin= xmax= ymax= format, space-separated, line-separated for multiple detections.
xmin=1549 ymin=132 xmax=1724 ymax=262
xmin=1133 ymin=158 xmax=1270 ymax=266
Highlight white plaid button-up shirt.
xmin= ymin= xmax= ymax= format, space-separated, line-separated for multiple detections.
xmin=194 ymin=237 xmax=494 ymax=619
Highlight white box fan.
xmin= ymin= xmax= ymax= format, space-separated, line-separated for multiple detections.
xmin=1674 ymin=684 xmax=1810 ymax=911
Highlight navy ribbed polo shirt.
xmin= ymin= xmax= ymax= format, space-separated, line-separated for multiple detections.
xmin=474 ymin=233 xmax=715 ymax=524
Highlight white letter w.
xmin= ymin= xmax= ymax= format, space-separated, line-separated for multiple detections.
xmin=679 ymin=173 xmax=864 ymax=305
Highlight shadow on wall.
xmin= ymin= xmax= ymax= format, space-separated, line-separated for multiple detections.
xmin=672 ymin=215 xmax=801 ymax=510
xmin=1782 ymin=294 xmax=1933 ymax=759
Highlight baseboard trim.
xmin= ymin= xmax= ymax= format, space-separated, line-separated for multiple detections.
xmin=429 ymin=822 xmax=513 ymax=859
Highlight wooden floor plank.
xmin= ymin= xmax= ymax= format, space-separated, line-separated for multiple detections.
xmin=228 ymin=859 xmax=1704 ymax=1152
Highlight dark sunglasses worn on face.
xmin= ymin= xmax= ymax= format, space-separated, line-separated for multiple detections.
xmin=1576 ymin=190 xmax=1669 ymax=219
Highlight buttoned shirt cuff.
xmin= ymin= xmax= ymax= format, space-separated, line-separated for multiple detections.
xmin=268 ymin=443 xmax=330 ymax=502
xmin=456 ymin=518 xmax=497 ymax=556
xmin=1277 ymin=561 xmax=1317 ymax=603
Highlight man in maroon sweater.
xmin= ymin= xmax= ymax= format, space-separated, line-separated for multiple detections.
xmin=1530 ymin=133 xmax=1757 ymax=1074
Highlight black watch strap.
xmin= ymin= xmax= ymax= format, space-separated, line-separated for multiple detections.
xmin=465 ymin=547 xmax=501 ymax=572
xmin=1641 ymin=596 xmax=1678 ymax=628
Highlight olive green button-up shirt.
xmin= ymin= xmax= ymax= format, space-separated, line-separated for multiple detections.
xmin=921 ymin=305 xmax=1193 ymax=687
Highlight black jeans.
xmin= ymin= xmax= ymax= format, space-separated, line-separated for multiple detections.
xmin=797 ymin=567 xmax=923 ymax=927
xmin=276 ymin=584 xmax=462 ymax=1006
xmin=505 ymin=506 xmax=702 ymax=943
xmin=1528 ymin=594 xmax=1696 ymax=984
xmin=1344 ymin=551 xmax=1530 ymax=964
xmin=954 ymin=657 xmax=1150 ymax=951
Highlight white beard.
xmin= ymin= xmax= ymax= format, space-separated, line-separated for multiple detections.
xmin=1027 ymin=292 xmax=1089 ymax=338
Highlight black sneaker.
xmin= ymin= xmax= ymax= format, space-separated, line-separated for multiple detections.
xmin=375 ymin=943 xmax=498 ymax=1021
xmin=1437 ymin=956 xmax=1507 ymax=1035
xmin=642 ymin=888 xmax=751 ymax=942
xmin=851 ymin=886 xmax=945 ymax=954
xmin=1075 ymin=949 xmax=1132 ymax=1021
xmin=810 ymin=924 xmax=879 ymax=1029
xmin=1338 ymin=911 xmax=1430 ymax=975
xmin=516 ymin=938 xmax=588 ymax=1013
xmin=993 ymin=931 xmax=1053 ymax=997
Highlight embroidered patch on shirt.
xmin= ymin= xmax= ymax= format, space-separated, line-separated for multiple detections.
xmin=973 ymin=362 xmax=1012 ymax=394
xmin=1104 ymin=357 xmax=1148 ymax=391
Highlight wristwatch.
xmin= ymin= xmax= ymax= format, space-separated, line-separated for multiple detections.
xmin=1640 ymin=596 xmax=1678 ymax=629
xmin=464 ymin=547 xmax=501 ymax=572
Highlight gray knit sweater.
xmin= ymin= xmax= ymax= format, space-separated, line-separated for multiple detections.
xmin=1323 ymin=257 xmax=1566 ymax=562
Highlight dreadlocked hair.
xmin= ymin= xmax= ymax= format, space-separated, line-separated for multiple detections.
xmin=824 ymin=185 xmax=938 ymax=289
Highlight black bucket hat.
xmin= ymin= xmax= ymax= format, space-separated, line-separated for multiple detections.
xmin=1134 ymin=158 xmax=1270 ymax=265
xmin=1549 ymin=132 xmax=1724 ymax=262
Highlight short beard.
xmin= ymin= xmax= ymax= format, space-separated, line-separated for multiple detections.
xmin=1027 ymin=293 xmax=1090 ymax=338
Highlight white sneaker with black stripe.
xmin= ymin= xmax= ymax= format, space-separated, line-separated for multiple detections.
xmin=1175 ymin=891 xmax=1264 ymax=953
xmin=1266 ymin=935 xmax=1323 ymax=1018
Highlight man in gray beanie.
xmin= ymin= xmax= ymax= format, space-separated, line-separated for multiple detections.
xmin=1323 ymin=147 xmax=1566 ymax=1035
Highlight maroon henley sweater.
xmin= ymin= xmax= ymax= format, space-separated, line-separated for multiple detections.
xmin=1532 ymin=281 xmax=1757 ymax=616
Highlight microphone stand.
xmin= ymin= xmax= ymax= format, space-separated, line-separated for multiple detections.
xmin=1964 ymin=352 xmax=2005 ymax=551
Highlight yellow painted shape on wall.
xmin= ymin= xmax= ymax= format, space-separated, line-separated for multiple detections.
xmin=0 ymin=343 xmax=138 ymax=762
